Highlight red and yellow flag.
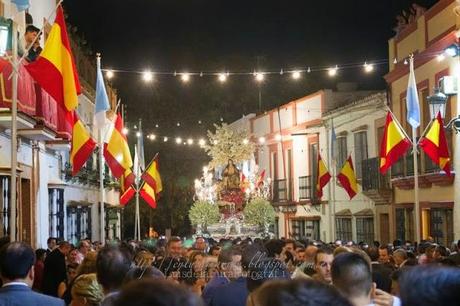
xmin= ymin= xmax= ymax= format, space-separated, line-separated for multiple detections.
xmin=119 ymin=170 xmax=135 ymax=206
xmin=26 ymin=6 xmax=81 ymax=112
xmin=317 ymin=154 xmax=331 ymax=198
xmin=419 ymin=112 xmax=451 ymax=176
xmin=140 ymin=182 xmax=157 ymax=208
xmin=379 ymin=112 xmax=411 ymax=174
xmin=141 ymin=156 xmax=162 ymax=195
xmin=337 ymin=156 xmax=358 ymax=199
xmin=256 ymin=170 xmax=266 ymax=188
xmin=70 ymin=112 xmax=96 ymax=175
xmin=104 ymin=114 xmax=134 ymax=187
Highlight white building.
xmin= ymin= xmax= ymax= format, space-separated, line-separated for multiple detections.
xmin=245 ymin=89 xmax=387 ymax=243
xmin=0 ymin=0 xmax=121 ymax=248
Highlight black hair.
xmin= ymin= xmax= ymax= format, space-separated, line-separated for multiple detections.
xmin=96 ymin=245 xmax=132 ymax=291
xmin=114 ymin=279 xmax=203 ymax=306
xmin=264 ymin=239 xmax=285 ymax=258
xmin=365 ymin=247 xmax=379 ymax=261
xmin=399 ymin=265 xmax=460 ymax=306
xmin=35 ymin=248 xmax=47 ymax=261
xmin=0 ymin=242 xmax=35 ymax=280
xmin=253 ymin=279 xmax=352 ymax=306
xmin=25 ymin=25 xmax=40 ymax=34
xmin=331 ymin=252 xmax=372 ymax=299
xmin=46 ymin=237 xmax=56 ymax=245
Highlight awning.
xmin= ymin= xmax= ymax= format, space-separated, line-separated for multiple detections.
xmin=353 ymin=208 xmax=374 ymax=217
xmin=335 ymin=209 xmax=352 ymax=216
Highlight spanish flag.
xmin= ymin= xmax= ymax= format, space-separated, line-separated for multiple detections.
xmin=26 ymin=6 xmax=81 ymax=112
xmin=337 ymin=156 xmax=358 ymax=199
xmin=70 ymin=112 xmax=96 ymax=175
xmin=140 ymin=182 xmax=157 ymax=208
xmin=141 ymin=156 xmax=162 ymax=195
xmin=256 ymin=170 xmax=266 ymax=188
xmin=104 ymin=113 xmax=134 ymax=187
xmin=317 ymin=154 xmax=331 ymax=198
xmin=419 ymin=112 xmax=451 ymax=176
xmin=119 ymin=170 xmax=135 ymax=206
xmin=379 ymin=112 xmax=411 ymax=174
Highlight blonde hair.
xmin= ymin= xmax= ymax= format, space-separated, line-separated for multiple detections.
xmin=71 ymin=273 xmax=104 ymax=305
xmin=76 ymin=251 xmax=97 ymax=275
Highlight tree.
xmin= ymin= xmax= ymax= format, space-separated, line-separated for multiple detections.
xmin=244 ymin=197 xmax=275 ymax=232
xmin=204 ymin=123 xmax=255 ymax=169
xmin=189 ymin=200 xmax=220 ymax=231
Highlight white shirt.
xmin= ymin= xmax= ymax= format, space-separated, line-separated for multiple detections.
xmin=2 ymin=281 xmax=29 ymax=288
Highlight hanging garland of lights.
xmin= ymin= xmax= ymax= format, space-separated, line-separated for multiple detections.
xmin=102 ymin=50 xmax=445 ymax=83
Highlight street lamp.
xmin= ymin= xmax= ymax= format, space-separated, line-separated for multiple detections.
xmin=427 ymin=87 xmax=447 ymax=119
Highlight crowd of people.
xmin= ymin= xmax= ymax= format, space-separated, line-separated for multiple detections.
xmin=0 ymin=235 xmax=459 ymax=306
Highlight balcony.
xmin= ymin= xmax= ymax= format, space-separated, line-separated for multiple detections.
xmin=272 ymin=179 xmax=293 ymax=203
xmin=0 ymin=57 xmax=72 ymax=141
xmin=298 ymin=175 xmax=319 ymax=205
xmin=391 ymin=152 xmax=454 ymax=190
xmin=362 ymin=157 xmax=392 ymax=204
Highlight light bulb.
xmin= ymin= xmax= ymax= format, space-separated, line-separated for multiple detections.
xmin=255 ymin=73 xmax=264 ymax=82
xmin=106 ymin=70 xmax=114 ymax=79
xmin=181 ymin=73 xmax=190 ymax=82
xmin=292 ymin=71 xmax=301 ymax=79
xmin=143 ymin=70 xmax=153 ymax=82
xmin=259 ymin=136 xmax=266 ymax=144
xmin=328 ymin=66 xmax=338 ymax=77
xmin=176 ymin=137 xmax=182 ymax=144
xmin=218 ymin=73 xmax=227 ymax=82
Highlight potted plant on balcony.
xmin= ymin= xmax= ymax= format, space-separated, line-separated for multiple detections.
xmin=243 ymin=197 xmax=275 ymax=235
xmin=189 ymin=200 xmax=220 ymax=234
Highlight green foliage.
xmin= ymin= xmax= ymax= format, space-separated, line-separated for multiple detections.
xmin=244 ymin=197 xmax=275 ymax=227
xmin=204 ymin=123 xmax=255 ymax=168
xmin=189 ymin=200 xmax=220 ymax=227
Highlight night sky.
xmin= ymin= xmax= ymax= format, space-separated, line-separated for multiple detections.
xmin=64 ymin=0 xmax=440 ymax=234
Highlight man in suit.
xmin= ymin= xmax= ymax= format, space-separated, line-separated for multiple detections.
xmin=366 ymin=247 xmax=392 ymax=293
xmin=42 ymin=241 xmax=71 ymax=297
xmin=448 ymin=240 xmax=460 ymax=265
xmin=0 ymin=241 xmax=64 ymax=306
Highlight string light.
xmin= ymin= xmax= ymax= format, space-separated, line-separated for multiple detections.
xmin=163 ymin=136 xmax=168 ymax=142
xmin=149 ymin=134 xmax=156 ymax=140
xmin=363 ymin=62 xmax=374 ymax=73
xmin=255 ymin=73 xmax=264 ymax=82
xmin=106 ymin=70 xmax=114 ymax=79
xmin=199 ymin=138 xmax=206 ymax=147
xmin=155 ymin=124 xmax=159 ymax=128
xmin=328 ymin=65 xmax=338 ymax=77
xmin=136 ymin=131 xmax=141 ymax=137
xmin=142 ymin=70 xmax=153 ymax=82
xmin=393 ymin=58 xmax=398 ymax=64
xmin=243 ymin=138 xmax=249 ymax=145
xmin=122 ymin=127 xmax=129 ymax=135
xmin=218 ymin=73 xmax=227 ymax=82
xmin=187 ymin=138 xmax=194 ymax=145
xmin=175 ymin=137 xmax=182 ymax=144
xmin=259 ymin=136 xmax=266 ymax=144
xmin=291 ymin=71 xmax=301 ymax=80
xmin=177 ymin=122 xmax=181 ymax=127
xmin=181 ymin=73 xmax=190 ymax=82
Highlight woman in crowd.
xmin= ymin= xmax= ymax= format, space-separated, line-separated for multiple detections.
xmin=70 ymin=273 xmax=104 ymax=306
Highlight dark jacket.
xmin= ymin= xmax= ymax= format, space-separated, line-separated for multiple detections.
xmin=42 ymin=249 xmax=67 ymax=297
xmin=371 ymin=262 xmax=393 ymax=293
xmin=209 ymin=277 xmax=248 ymax=306
xmin=0 ymin=284 xmax=65 ymax=306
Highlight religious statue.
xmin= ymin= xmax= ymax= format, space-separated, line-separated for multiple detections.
xmin=221 ymin=159 xmax=240 ymax=190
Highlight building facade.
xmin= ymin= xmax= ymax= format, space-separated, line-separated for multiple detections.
xmin=0 ymin=0 xmax=121 ymax=248
xmin=384 ymin=0 xmax=459 ymax=245
xmin=247 ymin=89 xmax=386 ymax=243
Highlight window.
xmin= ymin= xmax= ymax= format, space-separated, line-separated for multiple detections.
xmin=430 ymin=208 xmax=453 ymax=247
xmin=354 ymin=131 xmax=368 ymax=179
xmin=0 ymin=176 xmax=10 ymax=237
xmin=336 ymin=137 xmax=347 ymax=173
xmin=356 ymin=217 xmax=374 ymax=244
xmin=67 ymin=206 xmax=92 ymax=244
xmin=336 ymin=217 xmax=352 ymax=242
xmin=49 ymin=188 xmax=65 ymax=239
xmin=395 ymin=208 xmax=414 ymax=242
xmin=291 ymin=219 xmax=320 ymax=240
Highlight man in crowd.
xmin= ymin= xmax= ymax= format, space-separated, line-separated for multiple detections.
xmin=378 ymin=246 xmax=392 ymax=267
xmin=77 ymin=240 xmax=91 ymax=262
xmin=46 ymin=237 xmax=57 ymax=255
xmin=365 ymin=247 xmax=392 ymax=292
xmin=194 ymin=236 xmax=207 ymax=252
xmin=96 ymin=245 xmax=132 ymax=306
xmin=166 ymin=236 xmax=183 ymax=258
xmin=0 ymin=242 xmax=64 ymax=306
xmin=23 ymin=25 xmax=41 ymax=62
xmin=448 ymin=239 xmax=460 ymax=265
xmin=313 ymin=247 xmax=334 ymax=284
xmin=42 ymin=241 xmax=71 ymax=297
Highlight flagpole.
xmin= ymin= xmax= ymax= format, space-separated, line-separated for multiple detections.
xmin=326 ymin=122 xmax=335 ymax=242
xmin=9 ymin=20 xmax=18 ymax=242
xmin=412 ymin=128 xmax=421 ymax=243
xmin=97 ymin=54 xmax=106 ymax=245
